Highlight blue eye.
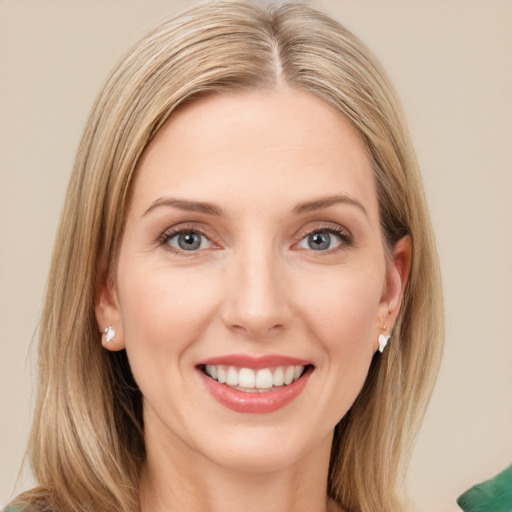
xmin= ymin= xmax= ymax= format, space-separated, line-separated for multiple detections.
xmin=298 ymin=231 xmax=343 ymax=251
xmin=166 ymin=231 xmax=210 ymax=251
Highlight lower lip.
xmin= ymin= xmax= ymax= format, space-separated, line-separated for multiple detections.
xmin=199 ymin=368 xmax=312 ymax=414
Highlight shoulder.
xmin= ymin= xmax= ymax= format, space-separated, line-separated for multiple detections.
xmin=457 ymin=465 xmax=512 ymax=512
xmin=3 ymin=491 xmax=55 ymax=512
xmin=3 ymin=505 xmax=50 ymax=512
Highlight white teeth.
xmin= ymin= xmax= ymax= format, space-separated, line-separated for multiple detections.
xmin=255 ymin=368 xmax=273 ymax=389
xmin=226 ymin=366 xmax=239 ymax=386
xmin=238 ymin=368 xmax=256 ymax=388
xmin=284 ymin=366 xmax=295 ymax=385
xmin=217 ymin=366 xmax=227 ymax=384
xmin=205 ymin=364 xmax=217 ymax=380
xmin=204 ymin=364 xmax=306 ymax=390
xmin=273 ymin=367 xmax=284 ymax=386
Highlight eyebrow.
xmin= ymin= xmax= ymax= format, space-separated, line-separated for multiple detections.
xmin=142 ymin=193 xmax=367 ymax=218
xmin=142 ymin=197 xmax=224 ymax=217
xmin=293 ymin=195 xmax=368 ymax=216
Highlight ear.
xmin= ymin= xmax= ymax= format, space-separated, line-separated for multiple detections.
xmin=95 ymin=269 xmax=125 ymax=352
xmin=375 ymin=235 xmax=412 ymax=351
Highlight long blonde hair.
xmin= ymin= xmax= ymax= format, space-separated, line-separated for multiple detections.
xmin=11 ymin=2 xmax=443 ymax=511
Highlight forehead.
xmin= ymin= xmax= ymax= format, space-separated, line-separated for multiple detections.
xmin=130 ymin=88 xmax=378 ymax=220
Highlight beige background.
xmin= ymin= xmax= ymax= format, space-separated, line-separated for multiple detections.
xmin=1 ymin=0 xmax=511 ymax=510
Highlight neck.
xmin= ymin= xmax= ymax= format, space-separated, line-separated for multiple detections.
xmin=139 ymin=417 xmax=340 ymax=512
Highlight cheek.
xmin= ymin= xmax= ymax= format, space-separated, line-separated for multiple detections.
xmin=298 ymin=266 xmax=383 ymax=411
xmin=115 ymin=263 xmax=231 ymax=444
xmin=115 ymin=260 xmax=219 ymax=394
xmin=300 ymin=265 xmax=382 ymax=347
xmin=122 ymin=271 xmax=212 ymax=330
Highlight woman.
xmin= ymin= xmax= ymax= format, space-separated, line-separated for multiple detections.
xmin=7 ymin=1 xmax=443 ymax=511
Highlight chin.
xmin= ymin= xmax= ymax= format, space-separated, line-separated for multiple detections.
xmin=194 ymin=420 xmax=333 ymax=475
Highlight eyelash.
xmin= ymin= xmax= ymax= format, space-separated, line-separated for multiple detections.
xmin=295 ymin=223 xmax=353 ymax=253
xmin=158 ymin=222 xmax=353 ymax=256
xmin=158 ymin=224 xmax=215 ymax=256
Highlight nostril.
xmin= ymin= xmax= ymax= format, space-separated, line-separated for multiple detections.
xmin=229 ymin=321 xmax=285 ymax=339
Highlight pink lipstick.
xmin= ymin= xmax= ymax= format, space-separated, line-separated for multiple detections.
xmin=197 ymin=354 xmax=313 ymax=413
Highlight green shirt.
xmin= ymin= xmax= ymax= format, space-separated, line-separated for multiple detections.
xmin=457 ymin=465 xmax=512 ymax=512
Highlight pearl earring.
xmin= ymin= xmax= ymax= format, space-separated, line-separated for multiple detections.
xmin=100 ymin=326 xmax=116 ymax=343
xmin=378 ymin=334 xmax=390 ymax=353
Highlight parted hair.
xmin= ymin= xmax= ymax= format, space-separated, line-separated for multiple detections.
xmin=10 ymin=1 xmax=443 ymax=511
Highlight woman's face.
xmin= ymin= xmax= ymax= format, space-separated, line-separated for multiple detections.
xmin=97 ymin=88 xmax=407 ymax=473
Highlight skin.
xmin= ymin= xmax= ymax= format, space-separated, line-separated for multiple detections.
xmin=96 ymin=88 xmax=410 ymax=512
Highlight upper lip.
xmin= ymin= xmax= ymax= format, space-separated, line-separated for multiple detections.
xmin=197 ymin=354 xmax=313 ymax=369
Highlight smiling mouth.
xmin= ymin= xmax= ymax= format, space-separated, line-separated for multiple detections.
xmin=198 ymin=364 xmax=314 ymax=393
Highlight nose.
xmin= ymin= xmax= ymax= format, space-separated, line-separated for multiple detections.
xmin=220 ymin=245 xmax=292 ymax=339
